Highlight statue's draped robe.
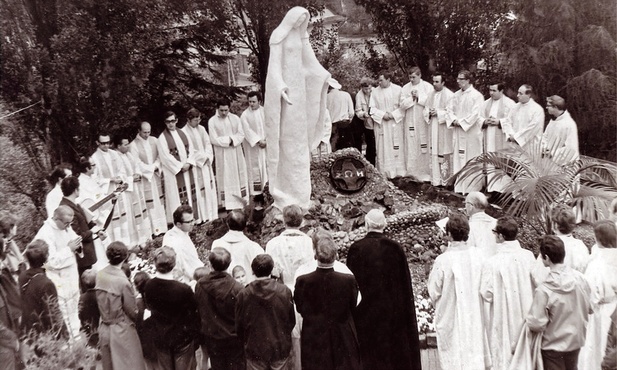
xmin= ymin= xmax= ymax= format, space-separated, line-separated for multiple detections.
xmin=264 ymin=6 xmax=330 ymax=211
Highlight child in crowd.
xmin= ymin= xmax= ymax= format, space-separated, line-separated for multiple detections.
xmin=78 ymin=269 xmax=99 ymax=348
xmin=232 ymin=265 xmax=247 ymax=286
xmin=133 ymin=271 xmax=155 ymax=370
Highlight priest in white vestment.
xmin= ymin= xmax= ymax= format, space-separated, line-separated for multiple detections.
xmin=428 ymin=213 xmax=491 ymax=370
xmin=45 ymin=166 xmax=72 ymax=218
xmin=32 ymin=206 xmax=82 ymax=339
xmin=161 ymin=204 xmax=204 ymax=285
xmin=466 ymin=192 xmax=498 ymax=258
xmin=542 ymin=95 xmax=580 ymax=164
xmin=501 ymin=84 xmax=544 ymax=150
xmin=75 ymin=157 xmax=111 ymax=270
xmin=264 ymin=7 xmax=330 ymax=212
xmin=211 ymin=210 xmax=263 ymax=283
xmin=446 ymin=70 xmax=485 ymax=193
xmin=533 ymin=205 xmax=590 ymax=285
xmin=479 ymin=83 xmax=516 ymax=192
xmin=394 ymin=67 xmax=433 ymax=181
xmin=240 ymin=92 xmax=268 ymax=197
xmin=264 ymin=205 xmax=314 ymax=289
xmin=116 ymin=138 xmax=152 ymax=246
xmin=158 ymin=111 xmax=201 ymax=224
xmin=182 ymin=109 xmax=218 ymax=222
xmin=579 ymin=220 xmax=617 ymax=370
xmin=479 ymin=217 xmax=536 ymax=370
xmin=91 ymin=134 xmax=130 ymax=244
xmin=423 ymin=73 xmax=454 ymax=186
xmin=129 ymin=122 xmax=168 ymax=236
xmin=368 ymin=73 xmax=405 ymax=178
xmin=209 ymin=101 xmax=249 ymax=211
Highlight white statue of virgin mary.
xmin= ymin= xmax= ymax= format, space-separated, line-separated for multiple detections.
xmin=264 ymin=6 xmax=331 ymax=211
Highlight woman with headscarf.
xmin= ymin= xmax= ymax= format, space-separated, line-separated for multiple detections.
xmin=264 ymin=6 xmax=330 ymax=211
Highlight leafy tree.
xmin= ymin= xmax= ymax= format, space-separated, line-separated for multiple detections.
xmin=353 ymin=0 xmax=509 ymax=82
xmin=214 ymin=0 xmax=325 ymax=89
xmin=496 ymin=0 xmax=617 ymax=160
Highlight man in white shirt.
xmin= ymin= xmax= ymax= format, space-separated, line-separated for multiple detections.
xmin=240 ymin=92 xmax=268 ymax=200
xmin=501 ymin=84 xmax=545 ymax=149
xmin=209 ymin=100 xmax=249 ymax=211
xmin=446 ymin=70 xmax=485 ymax=193
xmin=211 ymin=210 xmax=262 ymax=282
xmin=326 ymin=78 xmax=355 ymax=152
xmin=424 ymin=72 xmax=454 ymax=186
xmin=129 ymin=121 xmax=167 ymax=235
xmin=162 ymin=205 xmax=204 ymax=285
xmin=182 ymin=108 xmax=218 ymax=222
xmin=368 ymin=72 xmax=405 ymax=178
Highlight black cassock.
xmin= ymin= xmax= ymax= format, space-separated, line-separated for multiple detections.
xmin=295 ymin=268 xmax=361 ymax=370
xmin=346 ymin=232 xmax=422 ymax=370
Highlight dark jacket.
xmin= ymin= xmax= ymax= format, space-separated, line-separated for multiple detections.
xmin=78 ymin=289 xmax=99 ymax=347
xmin=143 ymin=277 xmax=199 ymax=351
xmin=195 ymin=271 xmax=244 ymax=353
xmin=346 ymin=232 xmax=422 ymax=370
xmin=19 ymin=267 xmax=66 ymax=337
xmin=295 ymin=268 xmax=361 ymax=370
xmin=235 ymin=278 xmax=295 ymax=362
xmin=59 ymin=198 xmax=97 ymax=269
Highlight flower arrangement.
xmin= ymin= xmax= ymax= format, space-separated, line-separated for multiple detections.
xmin=415 ymin=293 xmax=435 ymax=334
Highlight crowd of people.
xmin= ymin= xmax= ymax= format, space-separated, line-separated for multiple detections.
xmin=0 ymin=205 xmax=424 ymax=370
xmin=0 ymin=68 xmax=608 ymax=370
xmin=428 ymin=194 xmax=617 ymax=370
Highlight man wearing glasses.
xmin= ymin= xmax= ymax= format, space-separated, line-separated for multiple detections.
xmin=161 ymin=205 xmax=204 ymax=285
xmin=158 ymin=111 xmax=202 ymax=224
xmin=91 ymin=133 xmax=130 ymax=243
xmin=446 ymin=70 xmax=485 ymax=193
xmin=32 ymin=205 xmax=83 ymax=339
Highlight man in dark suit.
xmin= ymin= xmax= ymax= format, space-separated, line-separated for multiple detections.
xmin=346 ymin=209 xmax=422 ymax=370
xmin=59 ymin=176 xmax=104 ymax=281
xmin=295 ymin=236 xmax=361 ymax=370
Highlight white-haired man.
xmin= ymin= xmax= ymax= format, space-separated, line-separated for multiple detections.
xmin=465 ymin=191 xmax=498 ymax=258
xmin=346 ymin=209 xmax=422 ymax=370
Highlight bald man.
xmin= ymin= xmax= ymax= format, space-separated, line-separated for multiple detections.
xmin=32 ymin=205 xmax=83 ymax=339
xmin=129 ymin=121 xmax=168 ymax=235
xmin=465 ymin=191 xmax=497 ymax=258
